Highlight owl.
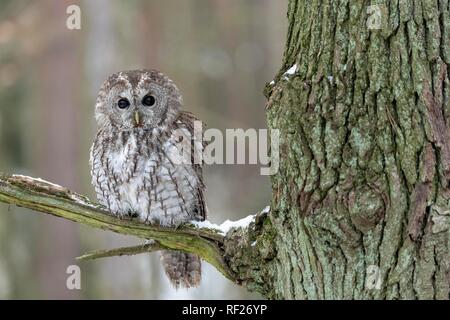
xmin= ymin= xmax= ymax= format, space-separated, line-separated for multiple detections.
xmin=90 ymin=69 xmax=206 ymax=288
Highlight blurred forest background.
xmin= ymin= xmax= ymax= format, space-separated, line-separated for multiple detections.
xmin=0 ymin=0 xmax=287 ymax=299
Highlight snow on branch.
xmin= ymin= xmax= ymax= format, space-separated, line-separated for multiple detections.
xmin=0 ymin=173 xmax=246 ymax=280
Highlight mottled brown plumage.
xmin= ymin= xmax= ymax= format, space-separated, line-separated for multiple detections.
xmin=90 ymin=69 xmax=206 ymax=288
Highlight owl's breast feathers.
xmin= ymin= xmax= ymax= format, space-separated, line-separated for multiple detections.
xmin=90 ymin=111 xmax=206 ymax=226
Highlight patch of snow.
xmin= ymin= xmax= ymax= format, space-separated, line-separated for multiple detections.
xmin=251 ymin=240 xmax=257 ymax=247
xmin=192 ymin=206 xmax=270 ymax=235
xmin=34 ymin=177 xmax=64 ymax=189
xmin=269 ymin=80 xmax=275 ymax=85
xmin=282 ymin=64 xmax=298 ymax=80
xmin=261 ymin=205 xmax=270 ymax=214
xmin=191 ymin=214 xmax=256 ymax=236
xmin=327 ymin=75 xmax=333 ymax=83
xmin=69 ymin=194 xmax=97 ymax=208
xmin=191 ymin=220 xmax=222 ymax=231
xmin=284 ymin=64 xmax=297 ymax=76
xmin=11 ymin=174 xmax=30 ymax=179
xmin=12 ymin=175 xmax=65 ymax=189
xmin=219 ymin=214 xmax=256 ymax=234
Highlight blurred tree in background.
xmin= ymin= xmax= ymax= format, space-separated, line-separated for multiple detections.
xmin=0 ymin=0 xmax=287 ymax=299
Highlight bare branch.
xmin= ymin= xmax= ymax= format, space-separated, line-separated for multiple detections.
xmin=77 ymin=242 xmax=165 ymax=261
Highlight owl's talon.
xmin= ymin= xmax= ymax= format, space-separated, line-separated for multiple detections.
xmin=173 ymin=222 xmax=183 ymax=230
xmin=129 ymin=211 xmax=139 ymax=218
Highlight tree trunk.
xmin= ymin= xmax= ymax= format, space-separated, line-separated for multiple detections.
xmin=226 ymin=0 xmax=449 ymax=299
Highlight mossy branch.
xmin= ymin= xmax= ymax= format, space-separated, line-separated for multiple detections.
xmin=76 ymin=242 xmax=165 ymax=261
xmin=0 ymin=173 xmax=235 ymax=280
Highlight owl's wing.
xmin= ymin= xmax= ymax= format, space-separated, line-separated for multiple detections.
xmin=174 ymin=111 xmax=207 ymax=221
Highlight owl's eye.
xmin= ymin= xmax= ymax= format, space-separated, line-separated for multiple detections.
xmin=117 ymin=98 xmax=130 ymax=109
xmin=142 ymin=95 xmax=156 ymax=106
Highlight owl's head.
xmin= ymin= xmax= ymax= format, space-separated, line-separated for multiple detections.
xmin=94 ymin=69 xmax=182 ymax=131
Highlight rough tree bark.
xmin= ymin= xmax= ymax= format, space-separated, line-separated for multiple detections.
xmin=0 ymin=0 xmax=449 ymax=300
xmin=242 ymin=0 xmax=449 ymax=299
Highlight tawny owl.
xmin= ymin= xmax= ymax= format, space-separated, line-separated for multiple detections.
xmin=90 ymin=69 xmax=206 ymax=288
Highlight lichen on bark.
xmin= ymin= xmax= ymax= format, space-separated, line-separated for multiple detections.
xmin=263 ymin=0 xmax=449 ymax=299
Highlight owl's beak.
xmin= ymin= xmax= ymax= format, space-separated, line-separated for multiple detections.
xmin=134 ymin=111 xmax=141 ymax=126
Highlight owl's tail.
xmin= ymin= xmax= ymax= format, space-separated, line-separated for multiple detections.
xmin=160 ymin=250 xmax=201 ymax=288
